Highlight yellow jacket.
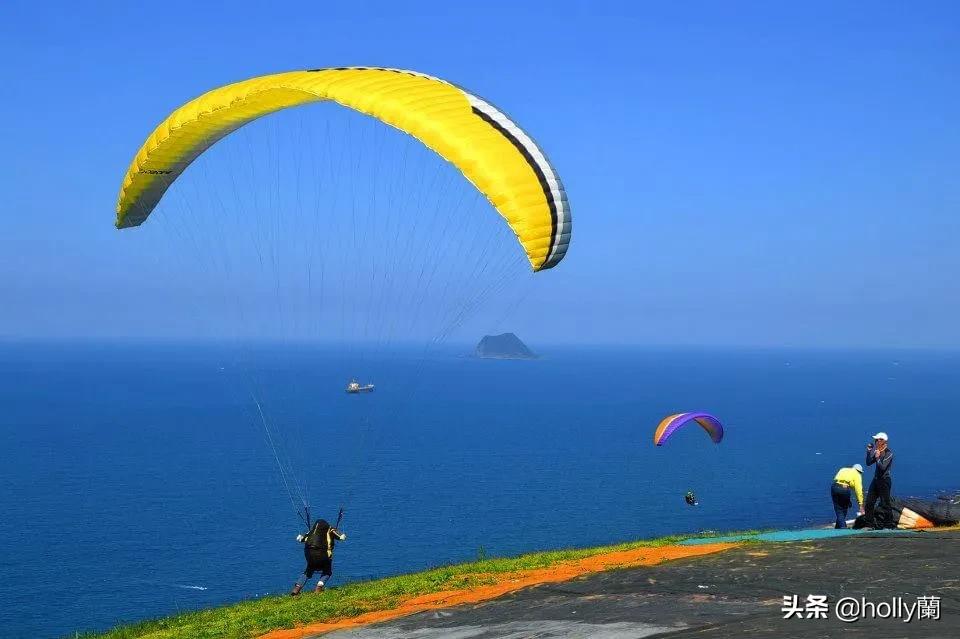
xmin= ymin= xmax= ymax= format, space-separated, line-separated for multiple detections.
xmin=833 ymin=467 xmax=864 ymax=506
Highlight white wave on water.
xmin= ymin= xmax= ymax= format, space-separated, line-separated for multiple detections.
xmin=133 ymin=579 xmax=209 ymax=591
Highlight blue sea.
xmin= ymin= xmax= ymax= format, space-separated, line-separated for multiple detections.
xmin=1 ymin=341 xmax=958 ymax=638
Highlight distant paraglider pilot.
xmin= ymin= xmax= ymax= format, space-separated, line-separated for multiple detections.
xmin=864 ymin=432 xmax=895 ymax=529
xmin=830 ymin=464 xmax=864 ymax=528
xmin=290 ymin=519 xmax=346 ymax=595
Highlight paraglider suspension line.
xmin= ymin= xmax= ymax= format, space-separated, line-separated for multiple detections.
xmin=250 ymin=391 xmax=310 ymax=528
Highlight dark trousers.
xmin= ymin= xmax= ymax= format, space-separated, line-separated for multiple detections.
xmin=831 ymin=483 xmax=852 ymax=529
xmin=295 ymin=561 xmax=333 ymax=589
xmin=865 ymin=477 xmax=893 ymax=529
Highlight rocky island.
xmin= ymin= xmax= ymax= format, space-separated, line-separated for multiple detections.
xmin=475 ymin=333 xmax=538 ymax=360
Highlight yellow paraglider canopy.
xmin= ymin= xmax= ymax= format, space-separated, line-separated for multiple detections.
xmin=115 ymin=67 xmax=571 ymax=271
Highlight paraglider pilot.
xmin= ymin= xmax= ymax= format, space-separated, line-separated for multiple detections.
xmin=864 ymin=432 xmax=894 ymax=529
xmin=290 ymin=519 xmax=346 ymax=595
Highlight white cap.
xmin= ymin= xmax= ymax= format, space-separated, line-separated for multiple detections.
xmin=853 ymin=464 xmax=863 ymax=473
xmin=872 ymin=432 xmax=888 ymax=441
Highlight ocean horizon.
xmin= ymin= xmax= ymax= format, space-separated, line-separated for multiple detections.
xmin=2 ymin=340 xmax=958 ymax=638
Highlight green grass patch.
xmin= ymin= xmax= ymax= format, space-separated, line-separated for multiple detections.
xmin=75 ymin=531 xmax=742 ymax=639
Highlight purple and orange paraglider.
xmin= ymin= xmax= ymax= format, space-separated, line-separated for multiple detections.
xmin=653 ymin=412 xmax=724 ymax=446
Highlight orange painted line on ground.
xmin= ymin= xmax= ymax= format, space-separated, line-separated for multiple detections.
xmin=260 ymin=542 xmax=739 ymax=639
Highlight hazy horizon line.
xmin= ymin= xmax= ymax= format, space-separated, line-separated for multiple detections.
xmin=1 ymin=334 xmax=958 ymax=354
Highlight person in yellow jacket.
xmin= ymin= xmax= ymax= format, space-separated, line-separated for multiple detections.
xmin=831 ymin=464 xmax=865 ymax=528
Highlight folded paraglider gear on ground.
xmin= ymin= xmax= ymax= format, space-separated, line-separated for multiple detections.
xmin=854 ymin=493 xmax=960 ymax=529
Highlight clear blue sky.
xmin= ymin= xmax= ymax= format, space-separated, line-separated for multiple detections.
xmin=1 ymin=1 xmax=958 ymax=348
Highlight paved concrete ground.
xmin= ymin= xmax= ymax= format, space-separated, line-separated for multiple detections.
xmin=320 ymin=530 xmax=960 ymax=638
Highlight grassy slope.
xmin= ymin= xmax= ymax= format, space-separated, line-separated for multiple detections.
xmin=79 ymin=532 xmax=740 ymax=639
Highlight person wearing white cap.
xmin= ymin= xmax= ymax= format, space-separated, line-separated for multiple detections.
xmin=864 ymin=432 xmax=895 ymax=529
xmin=831 ymin=463 xmax=865 ymax=528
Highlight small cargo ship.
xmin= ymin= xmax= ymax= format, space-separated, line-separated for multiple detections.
xmin=345 ymin=379 xmax=375 ymax=394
